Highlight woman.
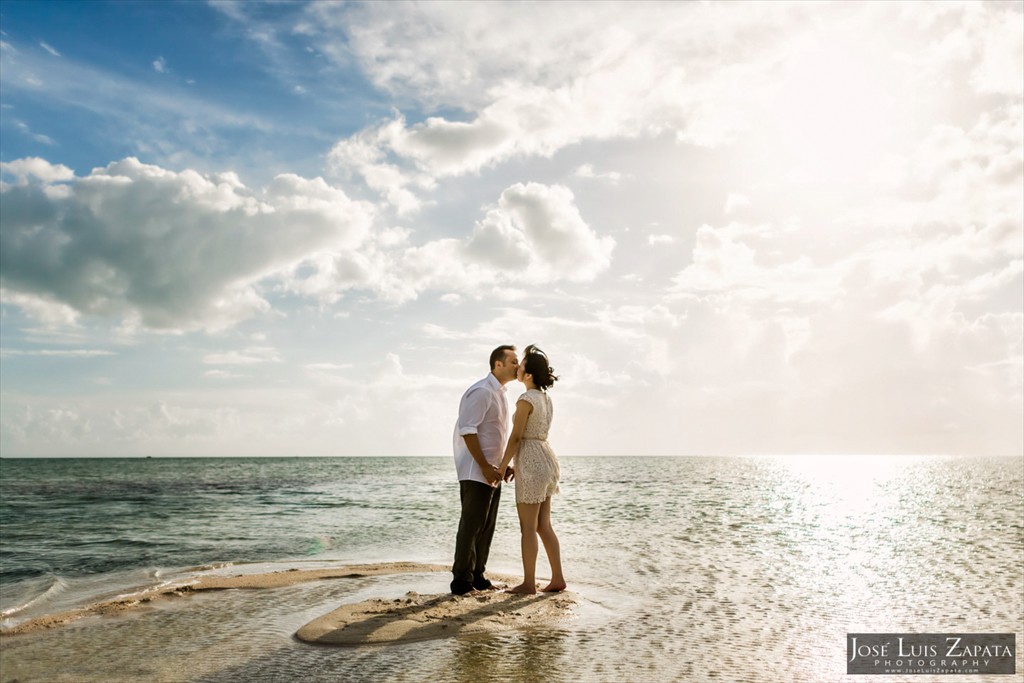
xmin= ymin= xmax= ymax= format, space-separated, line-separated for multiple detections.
xmin=497 ymin=344 xmax=566 ymax=594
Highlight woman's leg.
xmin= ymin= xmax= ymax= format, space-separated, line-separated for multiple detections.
xmin=508 ymin=502 xmax=541 ymax=594
xmin=538 ymin=497 xmax=566 ymax=592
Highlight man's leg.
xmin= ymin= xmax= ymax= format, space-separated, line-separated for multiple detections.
xmin=451 ymin=480 xmax=495 ymax=594
xmin=472 ymin=483 xmax=502 ymax=589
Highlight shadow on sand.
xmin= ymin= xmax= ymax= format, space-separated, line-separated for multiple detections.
xmin=295 ymin=591 xmax=573 ymax=646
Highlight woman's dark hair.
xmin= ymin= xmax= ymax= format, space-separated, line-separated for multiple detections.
xmin=522 ymin=344 xmax=558 ymax=390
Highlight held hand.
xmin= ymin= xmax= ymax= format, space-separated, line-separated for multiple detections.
xmin=503 ymin=465 xmax=515 ymax=483
xmin=483 ymin=464 xmax=501 ymax=486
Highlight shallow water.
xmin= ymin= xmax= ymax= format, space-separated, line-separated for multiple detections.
xmin=1 ymin=455 xmax=1022 ymax=682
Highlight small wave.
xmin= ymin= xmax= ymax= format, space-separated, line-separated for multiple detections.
xmin=111 ymin=578 xmax=188 ymax=603
xmin=107 ymin=564 xmax=236 ymax=601
xmin=183 ymin=562 xmax=234 ymax=573
xmin=1 ymin=574 xmax=69 ymax=618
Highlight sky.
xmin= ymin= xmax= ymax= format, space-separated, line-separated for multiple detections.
xmin=0 ymin=1 xmax=1021 ymax=458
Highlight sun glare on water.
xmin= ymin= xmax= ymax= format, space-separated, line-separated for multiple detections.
xmin=778 ymin=453 xmax=911 ymax=510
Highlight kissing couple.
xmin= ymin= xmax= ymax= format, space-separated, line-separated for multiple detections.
xmin=450 ymin=344 xmax=566 ymax=596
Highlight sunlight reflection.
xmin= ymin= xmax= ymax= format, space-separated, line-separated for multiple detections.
xmin=773 ymin=454 xmax=912 ymax=517
xmin=763 ymin=455 xmax=931 ymax=680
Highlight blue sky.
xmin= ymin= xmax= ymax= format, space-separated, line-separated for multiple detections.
xmin=0 ymin=1 xmax=385 ymax=181
xmin=1 ymin=1 xmax=1022 ymax=457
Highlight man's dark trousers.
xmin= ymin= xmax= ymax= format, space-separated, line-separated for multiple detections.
xmin=451 ymin=480 xmax=501 ymax=594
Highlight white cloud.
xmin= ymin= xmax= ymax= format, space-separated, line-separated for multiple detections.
xmin=0 ymin=289 xmax=80 ymax=327
xmin=327 ymin=116 xmax=436 ymax=215
xmin=317 ymin=2 xmax=801 ymax=207
xmin=203 ymin=346 xmax=281 ymax=365
xmin=39 ymin=42 xmax=61 ymax=57
xmin=466 ymin=183 xmax=615 ymax=282
xmin=1 ymin=160 xmax=621 ymax=329
xmin=440 ymin=293 xmax=463 ymax=305
xmin=304 ymin=362 xmax=352 ymax=371
xmin=657 ymin=98 xmax=1023 ymax=455
xmin=575 ymin=164 xmax=623 ymax=183
xmin=1 ymin=157 xmax=73 ymax=184
xmin=204 ymin=369 xmax=242 ymax=379
xmin=672 ymin=221 xmax=838 ymax=306
xmin=309 ymin=1 xmax=790 ymax=111
xmin=422 ymin=323 xmax=468 ymax=340
xmin=966 ymin=3 xmax=1024 ymax=96
xmin=0 ymin=348 xmax=115 ymax=358
xmin=0 ymin=396 xmax=242 ymax=450
xmin=724 ymin=193 xmax=751 ymax=215
xmin=298 ymin=352 xmax=469 ymax=453
xmin=11 ymin=121 xmax=56 ymax=146
xmin=0 ymin=157 xmax=375 ymax=331
xmin=208 ymin=0 xmax=249 ymax=23
xmin=295 ymin=181 xmax=616 ymax=304
xmin=647 ymin=234 xmax=675 ymax=246
xmin=316 ymin=2 xmax=1024 ymax=216
xmin=152 ymin=56 xmax=168 ymax=74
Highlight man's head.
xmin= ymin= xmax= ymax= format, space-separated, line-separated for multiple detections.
xmin=489 ymin=345 xmax=519 ymax=385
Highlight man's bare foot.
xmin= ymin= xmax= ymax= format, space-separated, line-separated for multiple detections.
xmin=506 ymin=583 xmax=537 ymax=595
xmin=541 ymin=581 xmax=566 ymax=593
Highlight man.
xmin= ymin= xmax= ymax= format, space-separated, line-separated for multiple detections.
xmin=451 ymin=344 xmax=519 ymax=595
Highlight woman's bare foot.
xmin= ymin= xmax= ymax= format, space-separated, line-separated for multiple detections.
xmin=541 ymin=581 xmax=566 ymax=593
xmin=506 ymin=582 xmax=537 ymax=595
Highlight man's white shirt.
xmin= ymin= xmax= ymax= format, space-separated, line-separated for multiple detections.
xmin=453 ymin=373 xmax=509 ymax=485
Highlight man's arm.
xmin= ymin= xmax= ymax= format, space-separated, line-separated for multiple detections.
xmin=463 ymin=433 xmax=500 ymax=485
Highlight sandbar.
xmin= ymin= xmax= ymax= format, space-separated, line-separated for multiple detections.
xmin=0 ymin=561 xmax=452 ymax=636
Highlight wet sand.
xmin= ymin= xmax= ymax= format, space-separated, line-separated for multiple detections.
xmin=0 ymin=562 xmax=576 ymax=642
xmin=297 ymin=589 xmax=577 ymax=646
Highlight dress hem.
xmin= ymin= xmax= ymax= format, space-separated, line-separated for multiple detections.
xmin=515 ymin=490 xmax=560 ymax=505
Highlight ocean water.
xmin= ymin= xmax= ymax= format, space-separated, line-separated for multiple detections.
xmin=0 ymin=455 xmax=1021 ymax=682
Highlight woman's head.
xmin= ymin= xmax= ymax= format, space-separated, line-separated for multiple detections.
xmin=518 ymin=344 xmax=558 ymax=390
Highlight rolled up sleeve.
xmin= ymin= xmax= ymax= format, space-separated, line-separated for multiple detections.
xmin=457 ymin=387 xmax=489 ymax=436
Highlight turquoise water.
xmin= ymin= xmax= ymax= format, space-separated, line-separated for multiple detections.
xmin=1 ymin=457 xmax=456 ymax=587
xmin=1 ymin=455 xmax=1022 ymax=682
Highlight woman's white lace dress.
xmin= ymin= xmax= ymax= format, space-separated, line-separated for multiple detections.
xmin=513 ymin=389 xmax=560 ymax=504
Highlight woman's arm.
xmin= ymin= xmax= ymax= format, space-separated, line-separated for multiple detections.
xmin=498 ymin=399 xmax=533 ymax=476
